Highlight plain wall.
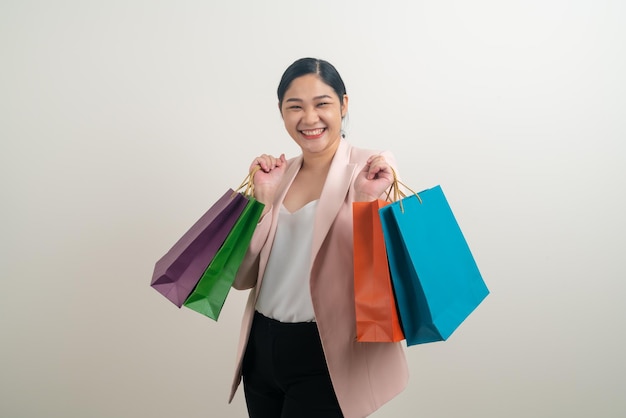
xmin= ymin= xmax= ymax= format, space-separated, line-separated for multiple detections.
xmin=1 ymin=1 xmax=625 ymax=417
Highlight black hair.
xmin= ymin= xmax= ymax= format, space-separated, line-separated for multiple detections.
xmin=277 ymin=58 xmax=347 ymax=108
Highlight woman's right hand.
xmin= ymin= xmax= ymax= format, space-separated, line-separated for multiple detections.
xmin=249 ymin=153 xmax=287 ymax=211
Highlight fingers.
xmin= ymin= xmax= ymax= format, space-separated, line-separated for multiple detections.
xmin=364 ymin=155 xmax=392 ymax=180
xmin=251 ymin=153 xmax=286 ymax=173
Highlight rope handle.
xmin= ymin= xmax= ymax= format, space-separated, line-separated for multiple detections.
xmin=233 ymin=165 xmax=262 ymax=198
xmin=383 ymin=167 xmax=422 ymax=212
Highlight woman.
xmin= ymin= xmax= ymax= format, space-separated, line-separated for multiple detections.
xmin=229 ymin=58 xmax=409 ymax=418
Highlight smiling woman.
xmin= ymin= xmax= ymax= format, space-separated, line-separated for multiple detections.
xmin=280 ymin=74 xmax=347 ymax=159
xmin=227 ymin=58 xmax=408 ymax=418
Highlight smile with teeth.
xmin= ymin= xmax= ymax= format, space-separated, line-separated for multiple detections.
xmin=300 ymin=128 xmax=325 ymax=136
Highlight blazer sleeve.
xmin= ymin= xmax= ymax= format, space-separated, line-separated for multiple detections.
xmin=231 ymin=206 xmax=273 ymax=290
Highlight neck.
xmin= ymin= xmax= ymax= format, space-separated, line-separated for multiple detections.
xmin=300 ymin=138 xmax=340 ymax=173
xmin=301 ymin=154 xmax=332 ymax=174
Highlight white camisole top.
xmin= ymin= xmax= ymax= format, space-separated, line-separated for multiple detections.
xmin=255 ymin=200 xmax=318 ymax=323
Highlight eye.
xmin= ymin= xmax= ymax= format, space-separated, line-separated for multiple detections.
xmin=317 ymin=102 xmax=330 ymax=107
xmin=287 ymin=105 xmax=302 ymax=110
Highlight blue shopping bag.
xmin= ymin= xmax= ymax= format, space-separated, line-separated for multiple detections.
xmin=379 ymin=185 xmax=489 ymax=346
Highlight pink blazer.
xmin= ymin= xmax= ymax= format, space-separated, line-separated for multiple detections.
xmin=229 ymin=139 xmax=409 ymax=418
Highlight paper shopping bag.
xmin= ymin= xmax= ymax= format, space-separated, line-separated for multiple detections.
xmin=379 ymin=185 xmax=489 ymax=346
xmin=151 ymin=190 xmax=248 ymax=307
xmin=183 ymin=196 xmax=264 ymax=320
xmin=353 ymin=200 xmax=404 ymax=342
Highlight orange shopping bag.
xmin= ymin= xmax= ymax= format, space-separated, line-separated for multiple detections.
xmin=353 ymin=200 xmax=404 ymax=342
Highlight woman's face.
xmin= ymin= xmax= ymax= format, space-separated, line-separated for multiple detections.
xmin=279 ymin=74 xmax=348 ymax=159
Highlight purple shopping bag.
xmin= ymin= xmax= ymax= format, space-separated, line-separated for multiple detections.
xmin=151 ymin=190 xmax=248 ymax=307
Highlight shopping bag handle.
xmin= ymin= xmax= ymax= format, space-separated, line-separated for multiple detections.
xmin=233 ymin=166 xmax=262 ymax=198
xmin=384 ymin=168 xmax=422 ymax=212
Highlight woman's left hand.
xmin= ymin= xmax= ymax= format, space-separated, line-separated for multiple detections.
xmin=354 ymin=155 xmax=395 ymax=202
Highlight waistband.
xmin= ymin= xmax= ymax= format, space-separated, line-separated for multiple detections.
xmin=253 ymin=311 xmax=318 ymax=332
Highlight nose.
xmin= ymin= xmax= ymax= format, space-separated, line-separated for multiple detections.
xmin=302 ymin=106 xmax=319 ymax=125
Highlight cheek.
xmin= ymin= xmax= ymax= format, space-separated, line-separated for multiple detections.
xmin=283 ymin=115 xmax=297 ymax=128
xmin=283 ymin=117 xmax=301 ymax=136
xmin=324 ymin=111 xmax=343 ymax=127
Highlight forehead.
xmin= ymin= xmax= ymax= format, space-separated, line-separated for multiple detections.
xmin=283 ymin=74 xmax=338 ymax=100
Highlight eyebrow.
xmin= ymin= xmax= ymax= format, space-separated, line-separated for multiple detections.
xmin=284 ymin=95 xmax=334 ymax=103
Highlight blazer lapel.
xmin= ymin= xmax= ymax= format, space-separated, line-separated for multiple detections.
xmin=311 ymin=140 xmax=357 ymax=260
xmin=274 ymin=154 xmax=303 ymax=212
xmin=256 ymin=141 xmax=356 ymax=291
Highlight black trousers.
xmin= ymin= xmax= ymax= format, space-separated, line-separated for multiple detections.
xmin=242 ymin=311 xmax=344 ymax=418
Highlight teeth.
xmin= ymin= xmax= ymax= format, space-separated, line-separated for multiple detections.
xmin=302 ymin=128 xmax=324 ymax=136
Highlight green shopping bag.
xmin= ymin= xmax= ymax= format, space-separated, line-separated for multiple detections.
xmin=183 ymin=196 xmax=263 ymax=320
xmin=183 ymin=169 xmax=264 ymax=320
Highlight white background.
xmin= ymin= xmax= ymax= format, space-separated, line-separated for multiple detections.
xmin=1 ymin=1 xmax=625 ymax=417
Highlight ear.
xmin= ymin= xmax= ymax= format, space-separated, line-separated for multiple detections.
xmin=341 ymin=94 xmax=349 ymax=118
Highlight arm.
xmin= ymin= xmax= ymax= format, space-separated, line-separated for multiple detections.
xmin=232 ymin=153 xmax=287 ymax=290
